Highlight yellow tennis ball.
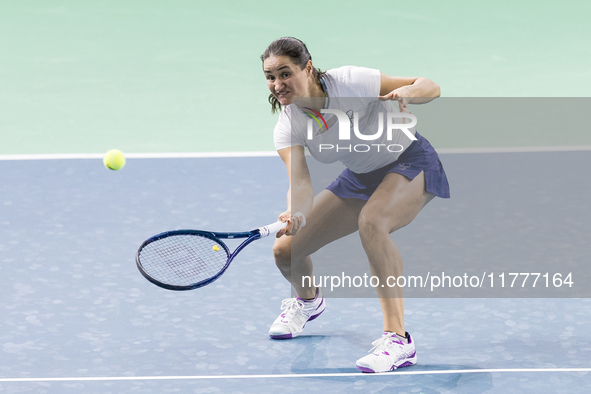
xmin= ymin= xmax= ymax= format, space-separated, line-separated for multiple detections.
xmin=103 ymin=149 xmax=126 ymax=171
xmin=212 ymin=245 xmax=220 ymax=251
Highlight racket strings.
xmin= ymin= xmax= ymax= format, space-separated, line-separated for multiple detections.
xmin=139 ymin=234 xmax=228 ymax=287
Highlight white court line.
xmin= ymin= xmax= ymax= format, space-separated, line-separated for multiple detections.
xmin=437 ymin=145 xmax=591 ymax=154
xmin=0 ymin=151 xmax=279 ymax=160
xmin=1 ymin=146 xmax=591 ymax=161
xmin=1 ymin=368 xmax=590 ymax=383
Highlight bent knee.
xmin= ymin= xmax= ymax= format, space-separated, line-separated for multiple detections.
xmin=358 ymin=210 xmax=409 ymax=239
xmin=272 ymin=238 xmax=291 ymax=268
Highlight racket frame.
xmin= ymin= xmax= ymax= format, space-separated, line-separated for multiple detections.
xmin=135 ymin=228 xmax=263 ymax=291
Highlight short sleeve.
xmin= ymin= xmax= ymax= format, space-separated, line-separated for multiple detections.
xmin=273 ymin=106 xmax=305 ymax=150
xmin=328 ymin=66 xmax=381 ymax=97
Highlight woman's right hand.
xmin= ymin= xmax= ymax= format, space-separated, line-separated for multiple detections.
xmin=276 ymin=211 xmax=306 ymax=238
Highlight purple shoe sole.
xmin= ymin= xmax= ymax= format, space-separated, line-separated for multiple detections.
xmin=269 ymin=333 xmax=293 ymax=339
xmin=357 ymin=358 xmax=416 ymax=373
xmin=396 ymin=361 xmax=415 ymax=369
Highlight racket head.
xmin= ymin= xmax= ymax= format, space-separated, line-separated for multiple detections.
xmin=136 ymin=230 xmax=230 ymax=290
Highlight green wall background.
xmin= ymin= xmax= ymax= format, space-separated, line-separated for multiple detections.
xmin=1 ymin=0 xmax=589 ymax=154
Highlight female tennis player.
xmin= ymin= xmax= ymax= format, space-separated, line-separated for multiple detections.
xmin=262 ymin=37 xmax=449 ymax=373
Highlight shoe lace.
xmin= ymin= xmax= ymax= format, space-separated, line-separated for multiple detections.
xmin=279 ymin=298 xmax=305 ymax=319
xmin=368 ymin=335 xmax=400 ymax=354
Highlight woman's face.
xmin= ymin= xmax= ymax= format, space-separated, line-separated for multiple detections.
xmin=263 ymin=55 xmax=311 ymax=106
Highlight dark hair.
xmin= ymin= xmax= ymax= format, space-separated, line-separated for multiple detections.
xmin=261 ymin=37 xmax=326 ymax=114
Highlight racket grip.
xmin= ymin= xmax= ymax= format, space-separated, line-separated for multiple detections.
xmin=258 ymin=214 xmax=306 ymax=238
xmin=258 ymin=221 xmax=288 ymax=238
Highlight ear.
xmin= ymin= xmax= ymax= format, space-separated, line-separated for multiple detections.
xmin=306 ymin=60 xmax=314 ymax=75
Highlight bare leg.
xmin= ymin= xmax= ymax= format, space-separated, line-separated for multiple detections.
xmin=273 ymin=189 xmax=365 ymax=299
xmin=358 ymin=171 xmax=434 ymax=336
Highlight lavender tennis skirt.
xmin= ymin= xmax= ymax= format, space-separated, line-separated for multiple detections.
xmin=326 ymin=131 xmax=450 ymax=200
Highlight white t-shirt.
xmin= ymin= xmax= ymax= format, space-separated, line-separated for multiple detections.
xmin=273 ymin=66 xmax=416 ymax=174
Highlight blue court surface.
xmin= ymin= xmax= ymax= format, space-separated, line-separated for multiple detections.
xmin=1 ymin=153 xmax=591 ymax=393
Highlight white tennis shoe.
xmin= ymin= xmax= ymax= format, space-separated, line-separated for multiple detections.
xmin=356 ymin=332 xmax=417 ymax=373
xmin=268 ymin=289 xmax=325 ymax=339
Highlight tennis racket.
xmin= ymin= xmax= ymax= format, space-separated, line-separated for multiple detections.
xmin=135 ymin=221 xmax=288 ymax=291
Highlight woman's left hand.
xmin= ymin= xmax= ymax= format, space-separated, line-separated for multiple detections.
xmin=379 ymin=86 xmax=412 ymax=113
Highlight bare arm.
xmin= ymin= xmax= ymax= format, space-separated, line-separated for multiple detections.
xmin=379 ymin=73 xmax=441 ymax=106
xmin=276 ymin=145 xmax=314 ymax=237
